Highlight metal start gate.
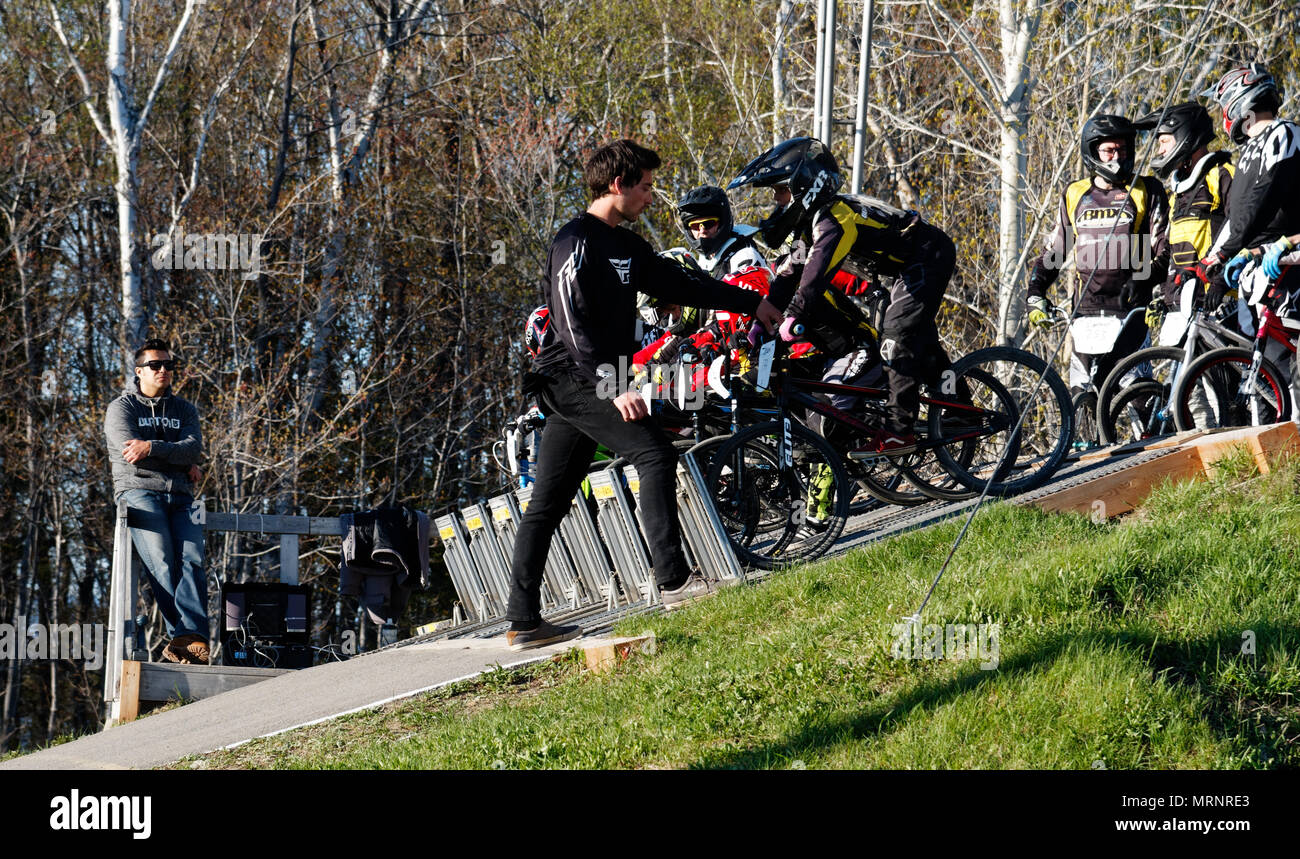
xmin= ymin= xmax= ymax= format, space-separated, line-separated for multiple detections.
xmin=434 ymin=451 xmax=741 ymax=621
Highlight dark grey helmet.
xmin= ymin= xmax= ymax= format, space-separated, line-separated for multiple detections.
xmin=1134 ymin=102 xmax=1215 ymax=177
xmin=728 ymin=137 xmax=843 ymax=246
xmin=676 ymin=186 xmax=733 ymax=254
xmin=1081 ymin=114 xmax=1137 ymax=185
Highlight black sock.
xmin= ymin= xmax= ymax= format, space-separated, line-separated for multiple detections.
xmin=510 ymin=620 xmax=539 ymax=632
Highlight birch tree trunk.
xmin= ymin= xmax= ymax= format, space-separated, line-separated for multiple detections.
xmin=996 ymin=0 xmax=1040 ymax=347
xmin=52 ymin=0 xmax=201 ymax=380
xmin=106 ymin=0 xmax=144 ymax=375
xmin=772 ymin=0 xmax=795 ymax=144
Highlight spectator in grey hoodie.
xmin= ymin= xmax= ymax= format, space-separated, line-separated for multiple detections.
xmin=103 ymin=338 xmax=209 ymax=664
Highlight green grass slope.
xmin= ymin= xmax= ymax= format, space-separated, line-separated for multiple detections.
xmin=189 ymin=452 xmax=1300 ymax=770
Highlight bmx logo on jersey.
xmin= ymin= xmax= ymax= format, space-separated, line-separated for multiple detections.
xmin=608 ymin=257 xmax=632 ymax=284
xmin=1044 ymin=231 xmax=1153 ymax=280
xmin=1075 ymin=206 xmax=1135 ymax=230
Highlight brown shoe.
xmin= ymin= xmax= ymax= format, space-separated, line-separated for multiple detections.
xmin=660 ymin=574 xmax=714 ymax=611
xmin=163 ymin=633 xmax=210 ymax=665
xmin=505 ymin=619 xmax=582 ymax=652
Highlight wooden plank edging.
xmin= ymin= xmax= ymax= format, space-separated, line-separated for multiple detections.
xmin=1033 ymin=422 xmax=1299 ymax=519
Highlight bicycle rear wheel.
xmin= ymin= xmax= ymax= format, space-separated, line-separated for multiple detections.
xmin=931 ymin=347 xmax=1074 ymax=496
xmin=1171 ymin=347 xmax=1292 ymax=431
xmin=845 ymin=455 xmax=925 ymax=508
xmin=705 ymin=419 xmax=852 ymax=569
xmin=1096 ymin=346 xmax=1184 ymax=445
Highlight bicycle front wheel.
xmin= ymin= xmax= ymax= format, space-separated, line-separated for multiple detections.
xmin=705 ymin=419 xmax=852 ymax=569
xmin=1171 ymin=347 xmax=1292 ymax=431
xmin=1107 ymin=379 xmax=1174 ymax=445
xmin=931 ymin=347 xmax=1074 ymax=496
xmin=1071 ymin=388 xmax=1100 ymax=452
xmin=1096 ymin=346 xmax=1184 ymax=445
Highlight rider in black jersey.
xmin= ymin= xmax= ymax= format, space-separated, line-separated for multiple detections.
xmin=1199 ymin=64 xmax=1300 ymax=424
xmin=729 ymin=137 xmax=957 ymax=456
xmin=1199 ymin=65 xmax=1300 ymax=296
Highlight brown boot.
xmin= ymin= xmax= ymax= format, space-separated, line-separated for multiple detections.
xmin=163 ymin=633 xmax=210 ymax=665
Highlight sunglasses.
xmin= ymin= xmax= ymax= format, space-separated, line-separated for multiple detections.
xmin=688 ymin=218 xmax=720 ymax=233
xmin=137 ymin=360 xmax=178 ymax=372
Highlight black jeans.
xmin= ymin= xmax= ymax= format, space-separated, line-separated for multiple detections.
xmin=881 ymin=224 xmax=956 ymax=433
xmin=506 ymin=369 xmax=690 ymax=623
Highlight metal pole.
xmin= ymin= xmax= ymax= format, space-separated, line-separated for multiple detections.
xmin=813 ymin=0 xmax=827 ymax=137
xmin=850 ymin=0 xmax=875 ymax=194
xmin=820 ymin=0 xmax=838 ymax=144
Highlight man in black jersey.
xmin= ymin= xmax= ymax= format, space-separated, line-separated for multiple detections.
xmin=505 ymin=139 xmax=783 ymax=650
xmin=1200 ymin=65 xmax=1300 ymax=292
xmin=1027 ymin=115 xmax=1169 ymax=395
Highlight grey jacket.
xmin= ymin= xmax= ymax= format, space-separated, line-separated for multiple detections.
xmin=104 ymin=385 xmax=203 ymax=498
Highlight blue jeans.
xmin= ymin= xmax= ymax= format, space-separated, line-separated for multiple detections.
xmin=120 ymin=489 xmax=209 ymax=639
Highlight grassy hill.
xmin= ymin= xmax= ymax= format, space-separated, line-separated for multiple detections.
xmin=185 ymin=449 xmax=1300 ymax=770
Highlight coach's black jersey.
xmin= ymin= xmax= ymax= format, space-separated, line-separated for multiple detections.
xmin=536 ymin=213 xmax=761 ymax=384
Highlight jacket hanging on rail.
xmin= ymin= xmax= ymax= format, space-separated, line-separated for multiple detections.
xmin=340 ymin=506 xmax=431 ymax=625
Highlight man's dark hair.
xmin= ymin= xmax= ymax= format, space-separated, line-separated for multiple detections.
xmin=134 ymin=338 xmax=172 ymax=364
xmin=585 ymin=139 xmax=661 ymax=200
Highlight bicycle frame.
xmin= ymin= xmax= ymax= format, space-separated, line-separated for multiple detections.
xmin=741 ymin=337 xmax=1003 ymax=458
xmin=1171 ymin=307 xmax=1251 ymax=388
xmin=1244 ymin=306 xmax=1298 ymax=423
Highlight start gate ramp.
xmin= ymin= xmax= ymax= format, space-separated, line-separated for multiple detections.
xmin=0 ymin=636 xmax=582 ymax=771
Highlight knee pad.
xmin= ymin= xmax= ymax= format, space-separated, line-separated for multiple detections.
xmin=879 ymin=336 xmax=920 ymax=376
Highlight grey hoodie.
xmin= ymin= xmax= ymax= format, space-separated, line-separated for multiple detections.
xmin=103 ymin=385 xmax=203 ymax=498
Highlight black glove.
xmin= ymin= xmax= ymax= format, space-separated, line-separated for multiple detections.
xmin=1204 ymin=278 xmax=1227 ymax=312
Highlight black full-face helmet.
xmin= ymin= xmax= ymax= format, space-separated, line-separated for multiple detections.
xmin=1201 ymin=63 xmax=1281 ymax=144
xmin=728 ymin=137 xmax=843 ymax=246
xmin=676 ymin=186 xmax=734 ymax=255
xmin=1134 ymin=102 xmax=1215 ymax=178
xmin=1081 ymin=114 xmax=1137 ymax=186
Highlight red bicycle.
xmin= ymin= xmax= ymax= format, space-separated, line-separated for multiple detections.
xmin=1170 ymin=303 xmax=1296 ymax=430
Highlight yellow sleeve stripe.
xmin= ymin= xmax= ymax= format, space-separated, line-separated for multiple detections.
xmin=827 ymin=200 xmax=861 ymax=271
